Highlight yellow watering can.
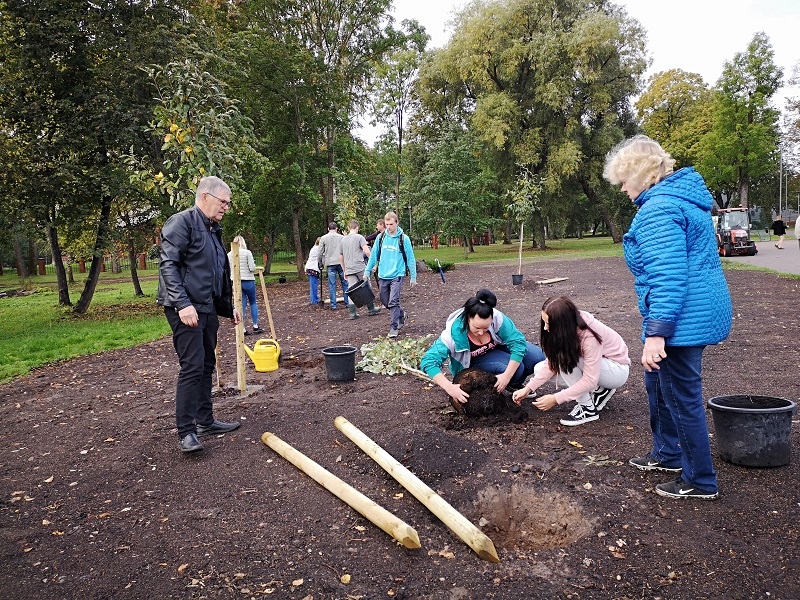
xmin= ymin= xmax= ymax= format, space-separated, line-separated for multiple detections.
xmin=243 ymin=339 xmax=281 ymax=372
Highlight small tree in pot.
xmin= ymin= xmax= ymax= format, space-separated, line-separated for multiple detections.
xmin=506 ymin=166 xmax=544 ymax=284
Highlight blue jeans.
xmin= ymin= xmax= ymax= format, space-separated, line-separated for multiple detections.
xmin=308 ymin=272 xmax=320 ymax=303
xmin=645 ymin=345 xmax=717 ymax=493
xmin=240 ymin=280 xmax=259 ymax=327
xmin=470 ymin=343 xmax=545 ymax=387
xmin=165 ymin=308 xmax=218 ymax=438
xmin=326 ymin=265 xmax=349 ymax=308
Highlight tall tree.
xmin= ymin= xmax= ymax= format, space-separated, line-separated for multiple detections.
xmin=417 ymin=0 xmax=647 ymax=240
xmin=636 ymin=69 xmax=714 ymax=167
xmin=371 ymin=19 xmax=429 ymax=212
xmin=0 ymin=0 xmax=190 ymax=311
xmin=696 ymin=32 xmax=783 ymax=209
xmin=413 ymin=124 xmax=498 ymax=254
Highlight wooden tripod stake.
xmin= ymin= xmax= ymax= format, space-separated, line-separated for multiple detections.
xmin=261 ymin=432 xmax=420 ymax=549
xmin=230 ymin=243 xmax=247 ymax=391
xmin=255 ymin=267 xmax=277 ymax=340
xmin=334 ymin=416 xmax=500 ymax=562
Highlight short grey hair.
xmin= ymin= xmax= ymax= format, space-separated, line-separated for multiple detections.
xmin=196 ymin=176 xmax=230 ymax=201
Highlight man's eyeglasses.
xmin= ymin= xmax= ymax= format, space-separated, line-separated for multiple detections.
xmin=206 ymin=192 xmax=231 ymax=208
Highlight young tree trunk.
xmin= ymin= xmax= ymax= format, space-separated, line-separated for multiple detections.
xmin=45 ymin=215 xmax=70 ymax=306
xmin=13 ymin=234 xmax=29 ymax=278
xmin=74 ymin=193 xmax=113 ymax=314
xmin=128 ymin=239 xmax=143 ymax=296
xmin=27 ymin=237 xmax=36 ymax=276
xmin=738 ymin=173 xmax=750 ymax=209
xmin=580 ymin=179 xmax=622 ymax=243
xmin=292 ymin=206 xmax=304 ymax=279
xmin=537 ymin=220 xmax=546 ymax=250
xmin=66 ymin=256 xmax=75 ymax=284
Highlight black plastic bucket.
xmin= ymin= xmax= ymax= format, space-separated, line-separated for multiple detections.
xmin=708 ymin=395 xmax=797 ymax=467
xmin=344 ymin=279 xmax=375 ymax=308
xmin=322 ymin=346 xmax=357 ymax=381
xmin=512 ymin=274 xmax=523 ymax=286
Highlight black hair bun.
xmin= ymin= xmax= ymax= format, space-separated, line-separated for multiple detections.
xmin=475 ymin=289 xmax=497 ymax=308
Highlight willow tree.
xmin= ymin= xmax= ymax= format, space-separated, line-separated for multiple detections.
xmin=416 ymin=0 xmax=647 ymax=242
xmin=636 ymin=69 xmax=715 ymax=168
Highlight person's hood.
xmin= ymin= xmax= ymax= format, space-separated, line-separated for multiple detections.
xmin=386 ymin=225 xmax=405 ymax=239
xmin=636 ymin=167 xmax=713 ymax=211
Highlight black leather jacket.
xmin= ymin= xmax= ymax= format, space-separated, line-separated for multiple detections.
xmin=156 ymin=206 xmax=233 ymax=318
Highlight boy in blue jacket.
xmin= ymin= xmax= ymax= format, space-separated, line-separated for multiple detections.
xmin=365 ymin=211 xmax=417 ymax=337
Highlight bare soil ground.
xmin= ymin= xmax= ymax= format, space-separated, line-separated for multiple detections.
xmin=2 ymin=256 xmax=799 ymax=600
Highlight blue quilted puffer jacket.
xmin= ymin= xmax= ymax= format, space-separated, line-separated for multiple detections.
xmin=623 ymin=167 xmax=732 ymax=346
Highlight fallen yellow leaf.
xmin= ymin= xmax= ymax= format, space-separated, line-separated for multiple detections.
xmin=340 ymin=574 xmax=351 ymax=584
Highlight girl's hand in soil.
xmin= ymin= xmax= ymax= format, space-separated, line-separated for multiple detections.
xmin=494 ymin=371 xmax=513 ymax=393
xmin=532 ymin=394 xmax=558 ymax=411
xmin=448 ymin=382 xmax=469 ymax=404
xmin=512 ymin=386 xmax=531 ymax=405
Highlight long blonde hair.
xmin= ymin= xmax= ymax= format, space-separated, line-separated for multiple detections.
xmin=232 ymin=235 xmax=248 ymax=250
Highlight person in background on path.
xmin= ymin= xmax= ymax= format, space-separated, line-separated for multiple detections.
xmin=365 ymin=211 xmax=417 ymax=337
xmin=319 ymin=222 xmax=350 ymax=310
xmin=512 ymin=296 xmax=630 ymax=426
xmin=304 ymin=237 xmax=322 ymax=306
xmin=227 ymin=236 xmax=263 ymax=336
xmin=771 ymin=214 xmax=787 ymax=249
xmin=340 ymin=220 xmax=381 ymax=319
xmin=421 ymin=289 xmax=545 ymax=402
xmin=604 ymin=134 xmax=732 ymax=501
xmin=157 ymin=176 xmax=243 ymax=454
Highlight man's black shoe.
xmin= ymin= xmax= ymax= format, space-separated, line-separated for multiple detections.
xmin=180 ymin=432 xmax=204 ymax=453
xmin=196 ymin=420 xmax=241 ymax=437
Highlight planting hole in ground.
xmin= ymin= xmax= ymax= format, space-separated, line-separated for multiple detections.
xmin=474 ymin=484 xmax=597 ymax=550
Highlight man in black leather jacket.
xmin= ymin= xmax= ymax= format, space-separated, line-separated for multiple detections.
xmin=157 ymin=176 xmax=242 ymax=454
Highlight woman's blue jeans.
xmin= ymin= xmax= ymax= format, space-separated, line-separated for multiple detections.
xmin=240 ymin=280 xmax=259 ymax=326
xmin=644 ymin=345 xmax=717 ymax=493
xmin=470 ymin=342 xmax=545 ymax=386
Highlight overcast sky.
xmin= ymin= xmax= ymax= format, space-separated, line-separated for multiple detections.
xmin=356 ymin=0 xmax=800 ymax=144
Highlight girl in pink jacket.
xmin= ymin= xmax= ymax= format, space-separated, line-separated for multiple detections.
xmin=513 ymin=296 xmax=630 ymax=426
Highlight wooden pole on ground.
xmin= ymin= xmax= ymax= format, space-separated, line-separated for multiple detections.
xmin=231 ymin=243 xmax=246 ymax=391
xmin=261 ymin=432 xmax=420 ymax=549
xmin=254 ymin=267 xmax=276 ymax=340
xmin=334 ymin=416 xmax=499 ymax=563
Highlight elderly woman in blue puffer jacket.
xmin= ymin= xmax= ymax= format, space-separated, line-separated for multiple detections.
xmin=604 ymin=135 xmax=732 ymax=501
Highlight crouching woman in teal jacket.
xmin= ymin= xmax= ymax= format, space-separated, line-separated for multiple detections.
xmin=420 ymin=289 xmax=545 ymax=405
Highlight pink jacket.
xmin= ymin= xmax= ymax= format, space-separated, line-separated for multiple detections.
xmin=528 ymin=311 xmax=630 ymax=404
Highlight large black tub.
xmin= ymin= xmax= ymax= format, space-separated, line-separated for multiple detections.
xmin=708 ymin=395 xmax=796 ymax=467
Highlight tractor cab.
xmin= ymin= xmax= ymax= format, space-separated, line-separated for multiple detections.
xmin=716 ymin=207 xmax=758 ymax=256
